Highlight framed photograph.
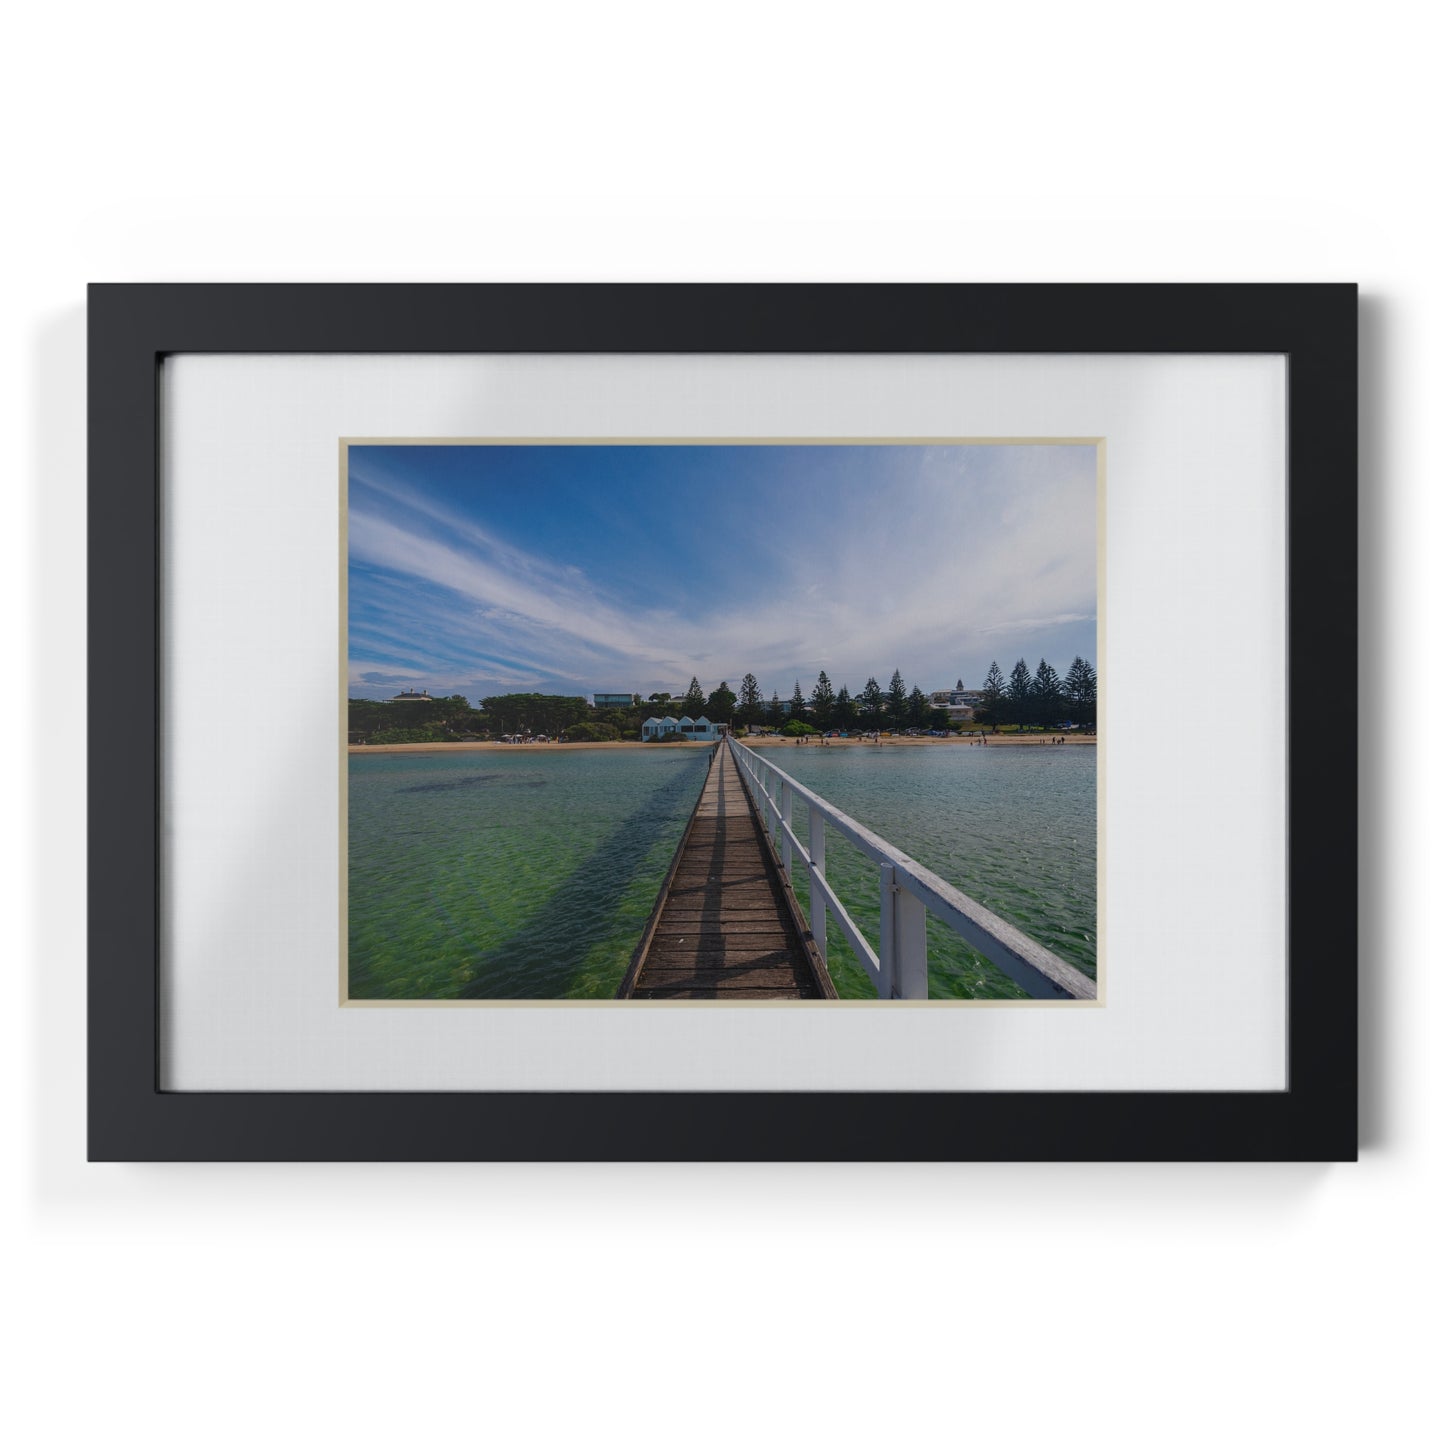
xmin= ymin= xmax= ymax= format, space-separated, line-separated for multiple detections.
xmin=342 ymin=435 xmax=1100 ymax=1006
xmin=89 ymin=283 xmax=1357 ymax=1160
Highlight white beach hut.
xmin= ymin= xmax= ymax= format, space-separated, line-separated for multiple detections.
xmin=678 ymin=715 xmax=725 ymax=740
xmin=641 ymin=715 xmax=727 ymax=740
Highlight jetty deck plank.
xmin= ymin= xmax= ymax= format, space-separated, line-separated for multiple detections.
xmin=621 ymin=742 xmax=831 ymax=1000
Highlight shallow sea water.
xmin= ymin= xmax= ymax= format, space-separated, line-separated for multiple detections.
xmin=348 ymin=747 xmax=710 ymax=999
xmin=765 ymin=743 xmax=1096 ymax=999
xmin=348 ymin=742 xmax=1096 ymax=1001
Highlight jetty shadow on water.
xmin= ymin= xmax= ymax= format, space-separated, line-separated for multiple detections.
xmin=454 ymin=755 xmax=709 ymax=999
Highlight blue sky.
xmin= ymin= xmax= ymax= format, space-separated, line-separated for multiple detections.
xmin=347 ymin=443 xmax=1098 ymax=704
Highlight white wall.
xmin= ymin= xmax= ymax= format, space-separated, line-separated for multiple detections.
xmin=4 ymin=3 xmax=1436 ymax=1442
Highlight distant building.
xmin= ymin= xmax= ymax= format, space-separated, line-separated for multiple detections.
xmin=931 ymin=686 xmax=984 ymax=708
xmin=593 ymin=693 xmax=634 ymax=709
xmin=929 ymin=687 xmax=976 ymax=722
xmin=384 ymin=689 xmax=433 ymax=702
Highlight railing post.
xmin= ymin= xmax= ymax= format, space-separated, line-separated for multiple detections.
xmin=895 ymin=885 xmax=929 ymax=999
xmin=878 ymin=863 xmax=897 ymax=998
xmin=779 ymin=781 xmax=793 ymax=880
xmin=878 ymin=864 xmax=927 ymax=999
xmin=809 ymin=802 xmax=827 ymax=968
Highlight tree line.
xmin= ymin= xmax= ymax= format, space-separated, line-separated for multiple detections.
xmin=977 ymin=657 xmax=1097 ymax=730
xmin=686 ymin=657 xmax=1096 ymax=733
xmin=347 ymin=693 xmax=481 ymax=744
xmin=347 ymin=656 xmax=1096 ymax=744
xmin=348 ymin=691 xmax=592 ymax=744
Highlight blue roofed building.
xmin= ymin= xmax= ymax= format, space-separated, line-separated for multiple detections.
xmin=641 ymin=715 xmax=726 ymax=740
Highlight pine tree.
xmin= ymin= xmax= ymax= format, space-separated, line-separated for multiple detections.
xmin=1006 ymin=658 xmax=1034 ymax=728
xmin=835 ymin=684 xmax=857 ymax=729
xmin=886 ymin=669 xmax=908 ymax=728
xmin=684 ymin=675 xmax=706 ymax=715
xmin=737 ymin=673 xmax=762 ymax=728
xmin=1032 ymin=659 xmax=1063 ymax=728
xmin=766 ymin=690 xmax=784 ymax=727
xmin=907 ymin=685 xmax=928 ymax=728
xmin=810 ymin=670 xmax=836 ymax=730
xmin=860 ymin=676 xmax=884 ymax=728
xmin=980 ymin=661 xmax=1005 ymax=729
xmin=1062 ymin=656 xmax=1097 ymax=728
xmin=790 ymin=679 xmax=808 ymax=724
xmin=705 ymin=680 xmax=736 ymax=721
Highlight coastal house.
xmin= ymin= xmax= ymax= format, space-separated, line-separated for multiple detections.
xmin=679 ymin=715 xmax=725 ymax=739
xmin=384 ymin=689 xmax=433 ymax=702
xmin=641 ymin=715 xmax=726 ymax=740
xmin=593 ymin=693 xmax=634 ymax=708
xmin=930 ymin=686 xmax=977 ymax=722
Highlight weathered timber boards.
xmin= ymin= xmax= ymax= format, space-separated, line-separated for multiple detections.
xmin=619 ymin=741 xmax=830 ymax=1000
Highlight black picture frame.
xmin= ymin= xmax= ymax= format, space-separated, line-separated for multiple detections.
xmin=88 ymin=283 xmax=1357 ymax=1162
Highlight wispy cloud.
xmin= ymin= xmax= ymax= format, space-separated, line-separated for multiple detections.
xmin=348 ymin=444 xmax=1098 ymax=701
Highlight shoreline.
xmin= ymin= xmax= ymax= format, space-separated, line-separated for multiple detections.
xmin=349 ymin=734 xmax=1097 ymax=755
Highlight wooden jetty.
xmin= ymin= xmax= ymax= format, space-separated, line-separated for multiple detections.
xmin=618 ymin=742 xmax=835 ymax=999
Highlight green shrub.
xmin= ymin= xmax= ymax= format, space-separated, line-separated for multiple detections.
xmin=563 ymin=721 xmax=621 ymax=743
xmin=368 ymin=726 xmax=451 ymax=744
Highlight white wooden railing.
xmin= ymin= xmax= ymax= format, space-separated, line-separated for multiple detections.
xmin=727 ymin=736 xmax=1096 ymax=1001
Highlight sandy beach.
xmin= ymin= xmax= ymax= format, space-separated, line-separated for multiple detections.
xmin=738 ymin=734 xmax=1093 ymax=749
xmin=350 ymin=733 xmax=1096 ymax=755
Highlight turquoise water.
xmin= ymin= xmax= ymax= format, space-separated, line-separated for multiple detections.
xmin=348 ymin=742 xmax=1096 ymax=1001
xmin=348 ymin=747 xmax=710 ymax=999
xmin=767 ymin=743 xmax=1097 ymax=999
